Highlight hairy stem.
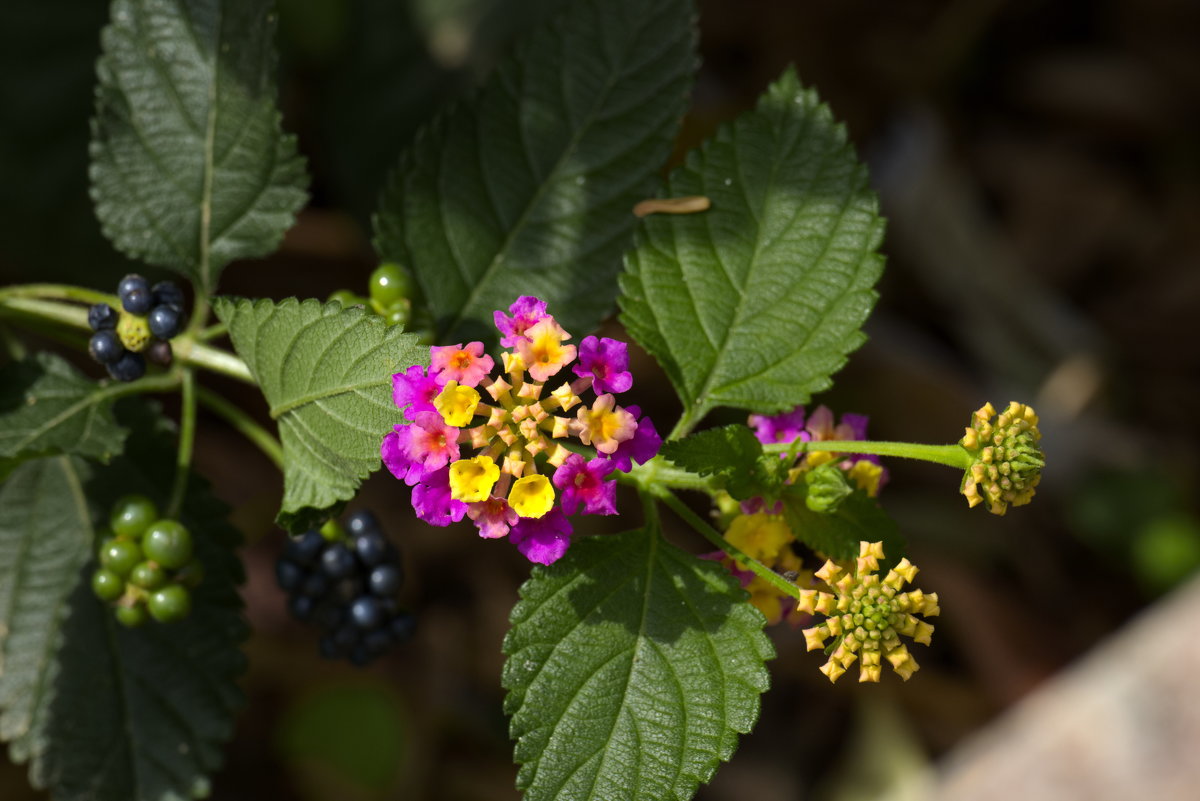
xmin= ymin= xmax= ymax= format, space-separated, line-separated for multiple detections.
xmin=655 ymin=489 xmax=803 ymax=602
xmin=764 ymin=439 xmax=972 ymax=469
xmin=0 ymin=283 xmax=119 ymax=307
xmin=196 ymin=385 xmax=285 ymax=470
xmin=166 ymin=370 xmax=197 ymax=519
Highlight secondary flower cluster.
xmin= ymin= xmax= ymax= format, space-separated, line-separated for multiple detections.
xmin=381 ymin=297 xmax=660 ymax=565
xmin=799 ymin=541 xmax=939 ymax=683
xmin=960 ymin=401 xmax=1044 ymax=515
xmin=710 ymin=405 xmax=888 ymax=625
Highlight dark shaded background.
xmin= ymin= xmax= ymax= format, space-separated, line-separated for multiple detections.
xmin=3 ymin=0 xmax=1199 ymax=799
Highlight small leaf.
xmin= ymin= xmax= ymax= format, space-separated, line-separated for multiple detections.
xmin=660 ymin=424 xmax=782 ymax=501
xmin=90 ymin=0 xmax=308 ymax=292
xmin=780 ymin=484 xmax=902 ymax=561
xmin=620 ymin=67 xmax=885 ymax=427
xmin=503 ymin=524 xmax=772 ymax=801
xmin=374 ymin=0 xmax=696 ymax=343
xmin=1 ymin=400 xmax=246 ymax=801
xmin=0 ymin=353 xmax=127 ymax=468
xmin=212 ymin=297 xmax=427 ymax=531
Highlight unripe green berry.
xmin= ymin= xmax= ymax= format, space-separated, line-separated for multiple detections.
xmin=382 ymin=301 xmax=411 ymax=328
xmin=92 ymin=568 xmax=125 ymax=602
xmin=328 ymin=289 xmax=369 ymax=309
xmin=368 ymin=263 xmax=413 ymax=309
xmin=319 ymin=518 xmax=344 ymax=542
xmin=115 ymin=604 xmax=148 ymax=628
xmin=110 ymin=494 xmax=158 ymax=538
xmin=142 ymin=520 xmax=194 ymax=569
xmin=129 ymin=561 xmax=167 ymax=590
xmin=148 ymin=584 xmax=191 ymax=623
xmin=116 ymin=312 xmax=152 ymax=353
xmin=99 ymin=538 xmax=143 ymax=577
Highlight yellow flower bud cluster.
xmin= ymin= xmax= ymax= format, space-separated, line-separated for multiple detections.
xmin=798 ymin=541 xmax=939 ymax=683
xmin=959 ymin=401 xmax=1044 ymax=515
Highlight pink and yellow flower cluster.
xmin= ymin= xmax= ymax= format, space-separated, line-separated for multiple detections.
xmin=381 ymin=297 xmax=660 ymax=565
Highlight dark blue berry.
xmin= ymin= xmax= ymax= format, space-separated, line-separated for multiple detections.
xmin=151 ymin=281 xmax=185 ymax=308
xmin=314 ymin=604 xmax=346 ymax=630
xmin=88 ymin=303 xmax=118 ymax=331
xmin=345 ymin=510 xmax=380 ymax=537
xmin=117 ymin=274 xmax=148 ymax=298
xmin=332 ymin=576 xmax=365 ymax=604
xmin=288 ymin=595 xmax=315 ymax=621
xmin=284 ymin=530 xmax=324 ymax=566
xmin=320 ymin=543 xmax=356 ymax=579
xmin=275 ymin=559 xmax=306 ymax=592
xmin=368 ymin=564 xmax=402 ymax=597
xmin=106 ymin=351 xmax=146 ymax=382
xmin=301 ymin=572 xmax=330 ymax=599
xmin=89 ymin=330 xmax=124 ymax=364
xmin=349 ymin=596 xmax=382 ymax=629
xmin=145 ymin=340 xmax=173 ymax=367
xmin=122 ymin=288 xmax=152 ymax=315
xmin=389 ymin=612 xmax=416 ymax=642
xmin=148 ymin=304 xmax=185 ymax=339
xmin=353 ymin=532 xmax=391 ymax=567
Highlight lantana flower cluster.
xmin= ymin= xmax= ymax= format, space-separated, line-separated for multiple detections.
xmin=799 ymin=541 xmax=939 ymax=683
xmin=709 ymin=405 xmax=888 ymax=625
xmin=381 ymin=297 xmax=660 ymax=565
xmin=959 ymin=401 xmax=1044 ymax=515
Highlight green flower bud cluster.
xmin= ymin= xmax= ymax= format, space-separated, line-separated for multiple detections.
xmin=959 ymin=401 xmax=1045 ymax=515
xmin=91 ymin=494 xmax=202 ymax=626
xmin=804 ymin=462 xmax=853 ymax=513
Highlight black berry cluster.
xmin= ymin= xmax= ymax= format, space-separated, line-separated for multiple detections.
xmin=276 ymin=510 xmax=415 ymax=665
xmin=87 ymin=274 xmax=187 ymax=381
xmin=91 ymin=494 xmax=202 ymax=626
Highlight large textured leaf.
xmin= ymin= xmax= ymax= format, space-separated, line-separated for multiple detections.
xmin=503 ymin=525 xmax=773 ymax=801
xmin=620 ymin=67 xmax=885 ymax=431
xmin=1 ymin=402 xmax=246 ymax=801
xmin=212 ymin=297 xmax=427 ymax=532
xmin=374 ymin=0 xmax=696 ymax=343
xmin=90 ymin=0 xmax=307 ymax=292
xmin=0 ymin=353 xmax=128 ymax=470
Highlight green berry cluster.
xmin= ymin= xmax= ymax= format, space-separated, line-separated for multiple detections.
xmin=90 ymin=494 xmax=202 ymax=626
xmin=328 ymin=263 xmax=432 ymax=340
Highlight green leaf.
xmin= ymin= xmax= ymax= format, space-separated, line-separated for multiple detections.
xmin=0 ymin=457 xmax=94 ymax=758
xmin=0 ymin=353 xmax=128 ymax=469
xmin=780 ymin=484 xmax=902 ymax=562
xmin=212 ymin=297 xmax=427 ymax=531
xmin=90 ymin=0 xmax=308 ymax=292
xmin=503 ymin=525 xmax=773 ymax=801
xmin=660 ymin=424 xmax=783 ymax=501
xmin=1 ymin=401 xmax=246 ymax=801
xmin=620 ymin=67 xmax=885 ymax=430
xmin=374 ymin=0 xmax=696 ymax=343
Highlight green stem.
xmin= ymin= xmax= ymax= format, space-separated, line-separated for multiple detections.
xmin=196 ymin=385 xmax=285 ymax=470
xmin=655 ymin=488 xmax=803 ymax=602
xmin=198 ymin=321 xmax=227 ymax=341
xmin=668 ymin=404 xmax=705 ymax=441
xmin=0 ymin=295 xmax=254 ymax=383
xmin=621 ymin=455 xmax=718 ymax=494
xmin=166 ymin=370 xmax=197 ymax=519
xmin=764 ymin=439 xmax=972 ymax=469
xmin=0 ymin=283 xmax=119 ymax=307
xmin=0 ymin=323 xmax=27 ymax=361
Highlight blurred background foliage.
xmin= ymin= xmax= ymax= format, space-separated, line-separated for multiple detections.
xmin=2 ymin=0 xmax=1199 ymax=799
